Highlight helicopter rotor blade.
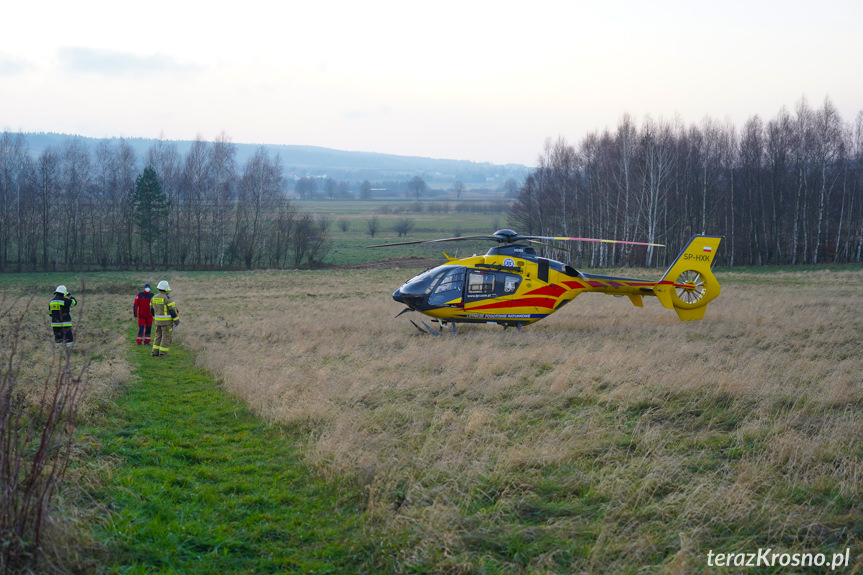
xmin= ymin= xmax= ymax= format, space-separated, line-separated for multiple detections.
xmin=525 ymin=239 xmax=559 ymax=250
xmin=366 ymin=228 xmax=663 ymax=248
xmin=525 ymin=236 xmax=665 ymax=247
xmin=367 ymin=235 xmax=494 ymax=248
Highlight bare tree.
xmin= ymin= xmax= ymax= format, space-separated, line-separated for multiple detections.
xmin=90 ymin=139 xmax=136 ymax=267
xmin=116 ymin=140 xmax=138 ymax=266
xmin=59 ymin=138 xmax=92 ymax=269
xmin=181 ymin=137 xmax=212 ymax=267
xmin=366 ymin=215 xmax=380 ymax=238
xmin=295 ymin=176 xmax=317 ymax=200
xmin=92 ymin=140 xmax=116 ymax=267
xmin=147 ymin=137 xmax=182 ymax=267
xmin=210 ymin=133 xmax=237 ymax=268
xmin=35 ymin=148 xmax=60 ymax=269
xmin=407 ymin=175 xmax=426 ymax=200
xmin=719 ymin=121 xmax=739 ymax=266
xmin=696 ymin=117 xmax=723 ymax=235
xmin=767 ymin=108 xmax=797 ymax=264
xmin=291 ymin=214 xmax=330 ymax=267
xmin=453 ymin=180 xmax=465 ymax=200
xmin=502 ymin=178 xmax=520 ymax=198
xmin=16 ymin=155 xmax=38 ymax=269
xmin=791 ymin=97 xmax=814 ymax=264
xmin=738 ymin=116 xmax=765 ymax=264
xmin=271 ymin=198 xmax=297 ymax=267
xmin=324 ymin=178 xmax=338 ymax=200
xmin=393 ymin=217 xmax=415 ymax=238
xmin=635 ymin=118 xmax=674 ymax=265
xmin=811 ymin=97 xmax=843 ymax=263
xmin=850 ymin=111 xmax=863 ymax=262
xmin=234 ymin=146 xmax=282 ymax=269
xmin=0 ymin=132 xmax=28 ymax=271
xmin=613 ymin=113 xmax=638 ymax=255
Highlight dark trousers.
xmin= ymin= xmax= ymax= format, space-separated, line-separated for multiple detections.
xmin=52 ymin=326 xmax=74 ymax=346
xmin=137 ymin=319 xmax=153 ymax=344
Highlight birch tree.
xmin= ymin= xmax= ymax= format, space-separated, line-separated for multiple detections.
xmin=811 ymin=97 xmax=843 ymax=263
xmin=635 ymin=118 xmax=674 ymax=265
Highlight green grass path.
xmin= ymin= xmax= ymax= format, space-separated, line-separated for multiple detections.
xmin=86 ymin=337 xmax=375 ymax=574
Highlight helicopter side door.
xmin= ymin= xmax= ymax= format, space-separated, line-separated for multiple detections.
xmin=463 ymin=270 xmax=522 ymax=307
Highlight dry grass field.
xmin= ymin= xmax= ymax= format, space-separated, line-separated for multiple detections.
xmin=167 ymin=265 xmax=863 ymax=572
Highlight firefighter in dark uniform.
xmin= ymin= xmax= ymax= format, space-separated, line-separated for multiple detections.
xmin=134 ymin=283 xmax=155 ymax=345
xmin=151 ymin=280 xmax=179 ymax=356
xmin=49 ymin=285 xmax=77 ymax=347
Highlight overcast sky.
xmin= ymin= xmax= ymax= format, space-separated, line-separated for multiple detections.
xmin=1 ymin=0 xmax=860 ymax=166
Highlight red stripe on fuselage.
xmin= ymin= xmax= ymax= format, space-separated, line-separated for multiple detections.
xmin=467 ymin=297 xmax=558 ymax=311
xmin=525 ymin=284 xmax=567 ymax=297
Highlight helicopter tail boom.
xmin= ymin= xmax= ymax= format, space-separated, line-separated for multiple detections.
xmin=653 ymin=235 xmax=723 ymax=320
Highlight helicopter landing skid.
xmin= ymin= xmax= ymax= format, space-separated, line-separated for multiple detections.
xmin=410 ymin=319 xmax=440 ymax=336
xmin=409 ymin=319 xmax=457 ymax=335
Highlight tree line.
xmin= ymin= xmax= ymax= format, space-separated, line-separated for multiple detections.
xmin=510 ymin=97 xmax=863 ymax=268
xmin=5 ymin=96 xmax=861 ymax=272
xmin=0 ymin=133 xmax=330 ymax=271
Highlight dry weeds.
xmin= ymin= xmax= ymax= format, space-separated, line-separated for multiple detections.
xmin=171 ymin=267 xmax=863 ymax=571
xmin=0 ymin=287 xmax=133 ymax=572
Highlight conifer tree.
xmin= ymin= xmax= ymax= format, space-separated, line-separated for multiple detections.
xmin=132 ymin=165 xmax=169 ymax=266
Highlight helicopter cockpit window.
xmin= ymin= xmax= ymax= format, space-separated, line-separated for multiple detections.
xmin=428 ymin=267 xmax=465 ymax=306
xmin=434 ymin=268 xmax=464 ymax=294
xmin=467 ymin=272 xmax=495 ymax=295
xmin=402 ymin=266 xmax=447 ymax=294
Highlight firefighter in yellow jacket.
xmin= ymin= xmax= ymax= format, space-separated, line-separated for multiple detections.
xmin=150 ymin=280 xmax=179 ymax=357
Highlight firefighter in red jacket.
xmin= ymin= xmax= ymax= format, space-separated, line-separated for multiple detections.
xmin=133 ymin=283 xmax=154 ymax=345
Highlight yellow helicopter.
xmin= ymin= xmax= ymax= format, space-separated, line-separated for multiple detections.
xmin=369 ymin=229 xmax=722 ymax=333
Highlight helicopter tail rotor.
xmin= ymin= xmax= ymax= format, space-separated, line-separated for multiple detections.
xmin=653 ymin=235 xmax=723 ymax=320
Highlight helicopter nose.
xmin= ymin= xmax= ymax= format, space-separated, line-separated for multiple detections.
xmin=392 ymin=288 xmax=422 ymax=308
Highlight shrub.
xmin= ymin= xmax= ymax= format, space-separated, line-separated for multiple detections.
xmin=0 ymin=299 xmax=88 ymax=574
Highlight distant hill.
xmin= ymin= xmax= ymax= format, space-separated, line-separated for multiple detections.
xmin=21 ymin=132 xmax=530 ymax=189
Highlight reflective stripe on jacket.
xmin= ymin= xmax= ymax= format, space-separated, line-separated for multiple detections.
xmin=49 ymin=295 xmax=77 ymax=327
xmin=151 ymin=292 xmax=178 ymax=325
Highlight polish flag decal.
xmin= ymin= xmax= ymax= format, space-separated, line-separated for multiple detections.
xmin=703 ymin=246 xmax=713 ymax=253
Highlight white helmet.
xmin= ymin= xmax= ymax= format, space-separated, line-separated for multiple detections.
xmin=56 ymin=285 xmax=68 ymax=294
xmin=157 ymin=280 xmax=171 ymax=291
